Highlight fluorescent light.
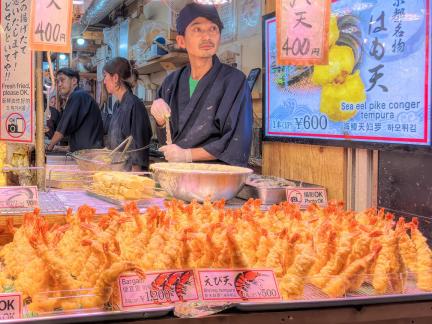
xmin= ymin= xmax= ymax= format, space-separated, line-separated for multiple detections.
xmin=77 ymin=38 xmax=85 ymax=46
xmin=73 ymin=0 xmax=84 ymax=5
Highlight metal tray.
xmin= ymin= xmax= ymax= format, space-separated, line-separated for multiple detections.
xmin=236 ymin=280 xmax=432 ymax=312
xmin=235 ymin=292 xmax=432 ymax=312
xmin=85 ymin=190 xmax=165 ymax=209
xmin=237 ymin=175 xmax=322 ymax=205
xmin=12 ymin=307 xmax=173 ymax=323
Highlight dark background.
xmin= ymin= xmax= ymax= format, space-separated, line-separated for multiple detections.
xmin=378 ymin=150 xmax=432 ymax=241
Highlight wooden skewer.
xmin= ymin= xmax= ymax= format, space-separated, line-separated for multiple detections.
xmin=165 ymin=115 xmax=172 ymax=145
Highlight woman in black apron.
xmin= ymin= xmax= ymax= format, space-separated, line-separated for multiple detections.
xmin=104 ymin=57 xmax=152 ymax=171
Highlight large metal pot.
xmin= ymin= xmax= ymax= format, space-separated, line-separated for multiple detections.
xmin=150 ymin=162 xmax=253 ymax=202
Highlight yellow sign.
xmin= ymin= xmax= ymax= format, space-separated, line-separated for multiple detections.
xmin=29 ymin=0 xmax=72 ymax=53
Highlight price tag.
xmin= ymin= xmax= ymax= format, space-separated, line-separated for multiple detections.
xmin=197 ymin=269 xmax=281 ymax=302
xmin=0 ymin=186 xmax=38 ymax=209
xmin=29 ymin=0 xmax=72 ymax=53
xmin=118 ymin=270 xmax=199 ymax=309
xmin=276 ymin=0 xmax=331 ymax=65
xmin=286 ymin=187 xmax=328 ymax=209
xmin=0 ymin=293 xmax=22 ymax=320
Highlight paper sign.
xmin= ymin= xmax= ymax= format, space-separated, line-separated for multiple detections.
xmin=197 ymin=269 xmax=281 ymax=301
xmin=118 ymin=270 xmax=199 ymax=309
xmin=276 ymin=0 xmax=331 ymax=65
xmin=0 ymin=0 xmax=34 ymax=143
xmin=29 ymin=0 xmax=72 ymax=53
xmin=0 ymin=293 xmax=22 ymax=320
xmin=0 ymin=186 xmax=39 ymax=209
xmin=286 ymin=187 xmax=328 ymax=209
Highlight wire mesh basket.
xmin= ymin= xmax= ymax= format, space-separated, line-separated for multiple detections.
xmin=67 ymin=149 xmax=128 ymax=172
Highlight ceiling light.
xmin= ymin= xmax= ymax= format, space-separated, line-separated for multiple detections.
xmin=77 ymin=38 xmax=86 ymax=46
xmin=59 ymin=54 xmax=67 ymax=61
xmin=73 ymin=0 xmax=84 ymax=5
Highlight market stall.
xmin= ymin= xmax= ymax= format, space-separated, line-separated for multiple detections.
xmin=0 ymin=0 xmax=432 ymax=322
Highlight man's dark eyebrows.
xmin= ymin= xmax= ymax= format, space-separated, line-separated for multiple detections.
xmin=190 ymin=21 xmax=216 ymax=27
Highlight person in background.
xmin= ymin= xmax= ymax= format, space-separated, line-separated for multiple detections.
xmin=47 ymin=68 xmax=104 ymax=152
xmin=150 ymin=3 xmax=253 ymax=167
xmin=104 ymin=57 xmax=152 ymax=171
xmin=45 ymin=95 xmax=63 ymax=140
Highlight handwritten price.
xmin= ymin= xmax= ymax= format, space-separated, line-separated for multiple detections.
xmin=282 ymin=37 xmax=311 ymax=56
xmin=34 ymin=21 xmax=66 ymax=43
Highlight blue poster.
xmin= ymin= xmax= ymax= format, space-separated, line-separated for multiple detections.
xmin=264 ymin=0 xmax=431 ymax=146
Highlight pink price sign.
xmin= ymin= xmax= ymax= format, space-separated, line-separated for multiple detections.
xmin=0 ymin=293 xmax=22 ymax=320
xmin=276 ymin=0 xmax=331 ymax=66
xmin=0 ymin=186 xmax=38 ymax=209
xmin=197 ymin=269 xmax=281 ymax=302
xmin=118 ymin=270 xmax=199 ymax=309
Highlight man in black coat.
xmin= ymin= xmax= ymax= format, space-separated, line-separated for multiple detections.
xmin=47 ymin=68 xmax=104 ymax=152
xmin=151 ymin=3 xmax=253 ymax=167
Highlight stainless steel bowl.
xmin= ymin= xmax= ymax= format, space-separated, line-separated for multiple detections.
xmin=68 ymin=149 xmax=128 ymax=172
xmin=150 ymin=162 xmax=253 ymax=202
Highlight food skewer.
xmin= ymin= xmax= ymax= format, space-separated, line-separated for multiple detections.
xmin=165 ymin=115 xmax=172 ymax=145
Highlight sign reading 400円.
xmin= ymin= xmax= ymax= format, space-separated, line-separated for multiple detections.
xmin=265 ymin=0 xmax=431 ymax=146
xmin=29 ymin=0 xmax=72 ymax=53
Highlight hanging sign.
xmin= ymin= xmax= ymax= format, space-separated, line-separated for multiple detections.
xmin=0 ymin=0 xmax=34 ymax=143
xmin=29 ymin=0 xmax=73 ymax=53
xmin=276 ymin=0 xmax=331 ymax=66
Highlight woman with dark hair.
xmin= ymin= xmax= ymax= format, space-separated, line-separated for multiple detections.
xmin=104 ymin=57 xmax=152 ymax=171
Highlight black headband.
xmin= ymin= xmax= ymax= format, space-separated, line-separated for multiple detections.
xmin=176 ymin=3 xmax=224 ymax=36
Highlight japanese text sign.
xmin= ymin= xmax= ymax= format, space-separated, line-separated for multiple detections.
xmin=286 ymin=187 xmax=327 ymax=209
xmin=29 ymin=0 xmax=72 ymax=53
xmin=0 ymin=293 xmax=22 ymax=320
xmin=197 ymin=269 xmax=281 ymax=302
xmin=118 ymin=270 xmax=199 ymax=309
xmin=277 ymin=0 xmax=331 ymax=65
xmin=0 ymin=0 xmax=34 ymax=143
xmin=0 ymin=186 xmax=39 ymax=209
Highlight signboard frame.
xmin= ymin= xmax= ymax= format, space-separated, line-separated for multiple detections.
xmin=262 ymin=4 xmax=432 ymax=151
xmin=0 ymin=0 xmax=34 ymax=144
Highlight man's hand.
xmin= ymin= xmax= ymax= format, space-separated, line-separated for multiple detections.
xmin=150 ymin=99 xmax=171 ymax=126
xmin=47 ymin=131 xmax=64 ymax=152
xmin=159 ymin=144 xmax=192 ymax=163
